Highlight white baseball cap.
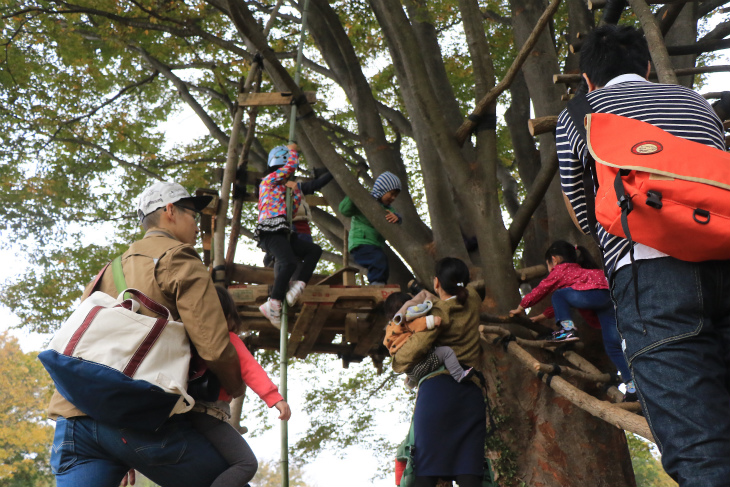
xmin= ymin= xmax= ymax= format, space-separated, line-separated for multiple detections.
xmin=136 ymin=181 xmax=213 ymax=220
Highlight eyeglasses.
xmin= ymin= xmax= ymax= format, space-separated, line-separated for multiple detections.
xmin=173 ymin=204 xmax=201 ymax=224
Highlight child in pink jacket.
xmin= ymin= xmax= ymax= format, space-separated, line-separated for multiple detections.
xmin=188 ymin=287 xmax=291 ymax=487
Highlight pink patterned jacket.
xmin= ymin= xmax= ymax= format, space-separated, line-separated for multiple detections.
xmin=257 ymin=150 xmax=302 ymax=222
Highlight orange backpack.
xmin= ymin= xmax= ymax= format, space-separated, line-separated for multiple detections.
xmin=568 ymin=94 xmax=730 ymax=263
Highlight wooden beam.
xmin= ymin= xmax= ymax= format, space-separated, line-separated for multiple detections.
xmin=294 ymin=304 xmax=333 ymax=358
xmin=237 ymin=91 xmax=317 ymax=107
xmin=287 ymin=304 xmax=319 ymax=358
xmin=228 ymin=265 xmax=328 ymax=286
xmin=588 ymin=0 xmax=693 ymax=8
xmin=528 ymin=116 xmax=559 ymax=136
xmin=516 ymin=264 xmax=549 ymax=282
xmin=553 ymin=64 xmax=730 ymax=84
xmin=353 ymin=310 xmax=388 ymax=356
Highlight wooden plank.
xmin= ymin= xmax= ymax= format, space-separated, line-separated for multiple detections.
xmin=238 ymin=91 xmax=317 ymax=107
xmin=353 ymin=309 xmax=388 ymax=356
xmin=314 ymin=266 xmax=361 ymax=286
xmin=344 ymin=313 xmax=359 ymax=343
xmin=288 ymin=304 xmax=319 ymax=358
xmin=228 ymin=266 xmax=327 ymax=286
xmin=294 ymin=304 xmax=333 ymax=359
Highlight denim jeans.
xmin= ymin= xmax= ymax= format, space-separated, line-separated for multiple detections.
xmin=52 ymin=415 xmax=229 ymax=487
xmin=611 ymin=257 xmax=730 ymax=487
xmin=551 ymin=288 xmax=631 ymax=381
xmin=350 ymin=244 xmax=389 ymax=283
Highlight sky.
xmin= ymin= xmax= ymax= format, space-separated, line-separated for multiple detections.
xmin=1 ymin=47 xmax=729 ymax=487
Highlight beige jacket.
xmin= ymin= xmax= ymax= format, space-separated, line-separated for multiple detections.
xmin=48 ymin=230 xmax=243 ymax=419
xmin=392 ymin=287 xmax=482 ymax=374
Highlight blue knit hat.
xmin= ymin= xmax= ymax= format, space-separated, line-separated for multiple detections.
xmin=268 ymin=145 xmax=290 ymax=167
xmin=371 ymin=171 xmax=402 ymax=200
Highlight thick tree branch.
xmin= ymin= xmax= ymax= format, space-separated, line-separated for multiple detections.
xmin=508 ymin=152 xmax=559 ymax=251
xmin=48 ymin=72 xmax=159 ymax=141
xmin=627 ymin=0 xmax=678 ymax=84
xmin=455 ymin=0 xmax=562 ymax=145
xmin=132 ymin=46 xmax=230 ymax=147
xmin=698 ymin=0 xmax=730 ymax=17
xmin=376 ymin=102 xmax=414 ymax=139
xmin=53 ymin=137 xmax=165 ymax=180
xmin=702 ymin=20 xmax=730 ymax=40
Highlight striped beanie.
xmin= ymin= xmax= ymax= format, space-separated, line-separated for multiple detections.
xmin=371 ymin=171 xmax=402 ymax=200
xmin=268 ymin=145 xmax=290 ymax=167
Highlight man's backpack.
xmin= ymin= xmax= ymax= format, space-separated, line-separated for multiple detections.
xmin=567 ymin=94 xmax=730 ymax=263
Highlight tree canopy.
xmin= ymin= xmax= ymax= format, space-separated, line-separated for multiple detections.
xmin=1 ymin=0 xmax=728 ymax=485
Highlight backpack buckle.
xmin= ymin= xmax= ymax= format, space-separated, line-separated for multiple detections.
xmin=617 ymin=195 xmax=633 ymax=213
xmin=646 ymin=190 xmax=663 ymax=209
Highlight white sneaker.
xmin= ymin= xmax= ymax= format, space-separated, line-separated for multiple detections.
xmin=285 ymin=281 xmax=306 ymax=307
xmin=259 ymin=300 xmax=282 ymax=329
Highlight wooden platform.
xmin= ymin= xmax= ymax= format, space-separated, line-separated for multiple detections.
xmin=230 ymin=283 xmax=400 ymax=371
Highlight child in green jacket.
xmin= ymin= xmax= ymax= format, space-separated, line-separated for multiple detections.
xmin=338 ymin=171 xmax=402 ymax=285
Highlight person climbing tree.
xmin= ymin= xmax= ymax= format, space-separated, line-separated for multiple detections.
xmin=255 ymin=144 xmax=322 ymax=327
xmin=338 ymin=171 xmax=402 ymax=285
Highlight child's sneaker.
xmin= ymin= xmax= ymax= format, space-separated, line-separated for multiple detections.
xmin=259 ymin=299 xmax=282 ymax=329
xmin=405 ymin=300 xmax=433 ymax=321
xmin=458 ymin=367 xmax=474 ymax=383
xmin=285 ymin=281 xmax=306 ymax=307
xmin=548 ymin=328 xmax=579 ymax=342
xmin=623 ymin=380 xmax=638 ymax=402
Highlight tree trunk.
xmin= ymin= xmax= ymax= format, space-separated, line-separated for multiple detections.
xmin=481 ymin=338 xmax=637 ymax=486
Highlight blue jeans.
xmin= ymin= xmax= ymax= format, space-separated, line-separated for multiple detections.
xmin=350 ymin=244 xmax=389 ymax=283
xmin=551 ymin=288 xmax=631 ymax=381
xmin=611 ymin=257 xmax=730 ymax=487
xmin=51 ymin=415 xmax=229 ymax=487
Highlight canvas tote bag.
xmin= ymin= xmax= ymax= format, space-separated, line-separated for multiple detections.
xmin=39 ymin=263 xmax=195 ymax=431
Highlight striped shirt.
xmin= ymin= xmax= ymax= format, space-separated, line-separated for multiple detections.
xmin=556 ymin=75 xmax=726 ymax=278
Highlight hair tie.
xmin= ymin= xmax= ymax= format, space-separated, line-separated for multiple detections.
xmin=574 ymin=245 xmax=578 ymax=250
xmin=457 ymin=282 xmax=465 ymax=287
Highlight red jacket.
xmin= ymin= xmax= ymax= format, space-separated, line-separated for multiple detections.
xmin=219 ymin=332 xmax=283 ymax=407
xmin=521 ymin=263 xmax=608 ymax=329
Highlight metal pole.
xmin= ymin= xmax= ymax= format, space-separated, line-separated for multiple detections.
xmin=281 ymin=2 xmax=310 ymax=486
xmin=280 ymin=186 xmax=292 ymax=487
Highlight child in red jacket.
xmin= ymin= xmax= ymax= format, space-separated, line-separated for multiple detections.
xmin=510 ymin=240 xmax=635 ymax=399
xmin=189 ymin=287 xmax=291 ymax=487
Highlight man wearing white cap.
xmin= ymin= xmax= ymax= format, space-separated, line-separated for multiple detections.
xmin=48 ymin=181 xmax=245 ymax=487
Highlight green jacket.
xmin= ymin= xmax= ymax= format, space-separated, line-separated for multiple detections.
xmin=392 ymin=287 xmax=483 ymax=374
xmin=339 ymin=196 xmax=401 ymax=251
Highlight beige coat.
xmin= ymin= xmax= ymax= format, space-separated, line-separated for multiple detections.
xmin=392 ymin=287 xmax=482 ymax=374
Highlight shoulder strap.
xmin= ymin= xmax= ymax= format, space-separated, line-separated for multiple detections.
xmin=570 ymin=97 xmax=641 ymax=314
xmin=111 ymin=256 xmax=130 ymax=300
xmin=566 ymin=94 xmax=603 ymax=252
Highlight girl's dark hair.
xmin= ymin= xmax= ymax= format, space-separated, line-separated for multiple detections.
xmin=384 ymin=292 xmax=411 ymax=317
xmin=544 ymin=240 xmax=599 ymax=270
xmin=215 ymin=286 xmax=243 ymax=333
xmin=434 ymin=257 xmax=470 ymax=305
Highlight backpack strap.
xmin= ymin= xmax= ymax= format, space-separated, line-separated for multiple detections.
xmin=566 ymin=93 xmax=603 ymax=252
xmin=111 ymin=256 xmax=131 ymax=301
xmin=568 ymin=94 xmax=641 ymax=316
